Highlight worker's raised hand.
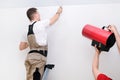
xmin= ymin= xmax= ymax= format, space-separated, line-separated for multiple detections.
xmin=107 ymin=25 xmax=117 ymax=33
xmin=56 ymin=6 xmax=62 ymax=14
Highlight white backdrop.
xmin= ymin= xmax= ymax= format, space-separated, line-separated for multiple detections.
xmin=0 ymin=4 xmax=120 ymax=80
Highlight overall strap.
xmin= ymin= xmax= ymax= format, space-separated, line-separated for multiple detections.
xmin=27 ymin=21 xmax=37 ymax=35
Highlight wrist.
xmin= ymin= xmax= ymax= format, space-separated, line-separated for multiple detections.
xmin=112 ymin=29 xmax=117 ymax=33
xmin=56 ymin=12 xmax=61 ymax=15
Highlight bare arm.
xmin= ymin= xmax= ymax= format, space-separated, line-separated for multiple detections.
xmin=108 ymin=25 xmax=120 ymax=53
xmin=19 ymin=42 xmax=28 ymax=50
xmin=92 ymin=46 xmax=101 ymax=79
xmin=50 ymin=7 xmax=62 ymax=25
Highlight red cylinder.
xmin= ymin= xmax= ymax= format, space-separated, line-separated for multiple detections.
xmin=82 ymin=24 xmax=113 ymax=46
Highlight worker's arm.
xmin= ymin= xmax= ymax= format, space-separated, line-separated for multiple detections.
xmin=108 ymin=25 xmax=120 ymax=53
xmin=50 ymin=7 xmax=62 ymax=25
xmin=19 ymin=42 xmax=28 ymax=50
xmin=92 ymin=46 xmax=101 ymax=79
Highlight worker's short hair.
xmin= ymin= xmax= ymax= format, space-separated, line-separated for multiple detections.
xmin=26 ymin=8 xmax=37 ymax=21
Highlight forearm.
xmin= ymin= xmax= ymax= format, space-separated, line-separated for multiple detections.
xmin=93 ymin=53 xmax=99 ymax=69
xmin=92 ymin=51 xmax=100 ymax=79
xmin=50 ymin=13 xmax=61 ymax=25
xmin=114 ymin=30 xmax=120 ymax=53
xmin=108 ymin=25 xmax=120 ymax=53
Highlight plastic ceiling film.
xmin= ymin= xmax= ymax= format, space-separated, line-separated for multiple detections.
xmin=0 ymin=0 xmax=120 ymax=8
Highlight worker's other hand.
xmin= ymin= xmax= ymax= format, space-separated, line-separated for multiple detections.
xmin=94 ymin=45 xmax=101 ymax=55
xmin=107 ymin=25 xmax=117 ymax=33
xmin=57 ymin=6 xmax=63 ymax=14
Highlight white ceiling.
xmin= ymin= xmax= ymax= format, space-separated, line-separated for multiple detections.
xmin=1 ymin=0 xmax=120 ymax=8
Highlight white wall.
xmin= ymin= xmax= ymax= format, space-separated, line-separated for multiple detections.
xmin=0 ymin=4 xmax=120 ymax=80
